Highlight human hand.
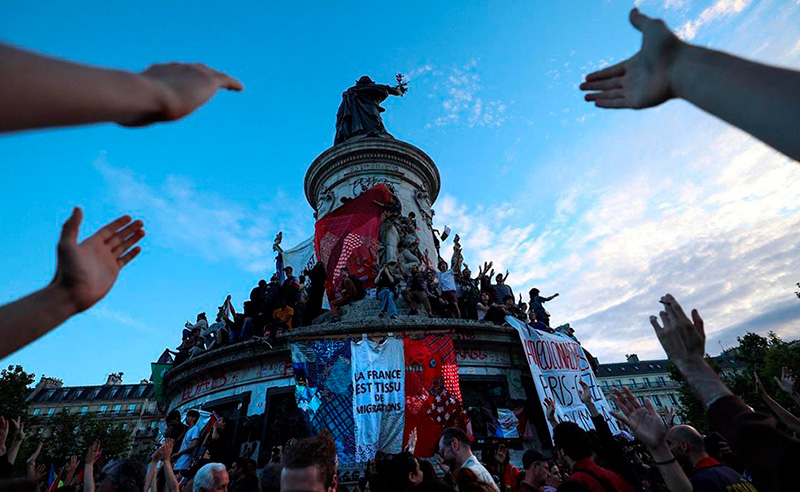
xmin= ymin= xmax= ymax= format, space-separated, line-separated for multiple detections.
xmin=405 ymin=428 xmax=417 ymax=454
xmin=610 ymin=387 xmax=667 ymax=450
xmin=577 ymin=380 xmax=592 ymax=406
xmin=580 ymin=8 xmax=685 ymax=109
xmin=152 ymin=444 xmax=165 ymax=463
xmin=774 ymin=366 xmax=796 ymax=395
xmin=0 ymin=417 xmax=7 ymax=450
xmin=543 ymin=397 xmax=557 ymax=423
xmin=85 ymin=441 xmax=101 ymax=466
xmin=11 ymin=417 xmax=24 ymax=442
xmin=494 ymin=443 xmax=508 ymax=464
xmin=118 ymin=63 xmax=243 ymax=127
xmin=163 ymin=438 xmax=174 ymax=461
xmin=649 ymin=294 xmax=705 ymax=369
xmin=34 ymin=464 xmax=46 ymax=482
xmin=664 ymin=406 xmax=675 ymax=428
xmin=52 ymin=208 xmax=145 ymax=315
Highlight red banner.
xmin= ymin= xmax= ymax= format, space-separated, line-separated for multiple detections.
xmin=314 ymin=184 xmax=392 ymax=301
xmin=403 ymin=334 xmax=465 ymax=458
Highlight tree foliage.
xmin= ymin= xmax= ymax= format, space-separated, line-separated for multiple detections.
xmin=0 ymin=365 xmax=36 ymax=418
xmin=671 ymin=332 xmax=800 ymax=432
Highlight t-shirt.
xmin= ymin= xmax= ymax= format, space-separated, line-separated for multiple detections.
xmin=691 ymin=457 xmax=757 ymax=492
xmin=459 ymin=455 xmax=500 ymax=492
xmin=476 ymin=303 xmax=489 ymax=321
xmin=174 ymin=424 xmax=200 ymax=470
xmin=273 ymin=306 xmax=294 ymax=328
xmin=437 ymin=269 xmax=456 ymax=292
xmin=493 ymin=283 xmax=514 ymax=303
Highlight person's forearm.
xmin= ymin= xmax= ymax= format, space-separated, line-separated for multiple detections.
xmin=675 ymin=357 xmax=732 ymax=408
xmin=671 ymin=42 xmax=800 ymax=161
xmin=0 ymin=43 xmax=164 ymax=132
xmin=84 ymin=464 xmax=95 ymax=492
xmin=648 ymin=443 xmax=692 ymax=492
xmin=144 ymin=461 xmax=157 ymax=492
xmin=762 ymin=394 xmax=800 ymax=434
xmin=163 ymin=461 xmax=179 ymax=492
xmin=7 ymin=439 xmax=21 ymax=464
xmin=0 ymin=283 xmax=78 ymax=359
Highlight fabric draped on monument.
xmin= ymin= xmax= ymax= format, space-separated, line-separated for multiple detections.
xmin=291 ymin=340 xmax=356 ymax=462
xmin=403 ymin=334 xmax=466 ymax=458
xmin=291 ymin=334 xmax=464 ymax=463
xmin=352 ymin=337 xmax=405 ymax=462
xmin=314 ymin=184 xmax=392 ymax=302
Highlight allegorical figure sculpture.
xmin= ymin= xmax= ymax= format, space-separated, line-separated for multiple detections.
xmin=334 ymin=74 xmax=408 ymax=145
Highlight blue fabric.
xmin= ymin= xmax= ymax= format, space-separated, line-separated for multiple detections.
xmin=378 ymin=288 xmax=397 ymax=316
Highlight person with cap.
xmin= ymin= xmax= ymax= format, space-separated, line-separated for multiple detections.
xmin=519 ymin=451 xmax=554 ymax=492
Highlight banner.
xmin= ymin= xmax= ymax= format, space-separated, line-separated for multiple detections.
xmin=403 ymin=334 xmax=465 ymax=458
xmin=291 ymin=340 xmax=356 ymax=462
xmin=282 ymin=236 xmax=329 ymax=309
xmin=507 ymin=316 xmax=620 ymax=440
xmin=352 ymin=337 xmax=405 ymax=462
xmin=314 ymin=184 xmax=392 ymax=301
xmin=150 ymin=362 xmax=172 ymax=403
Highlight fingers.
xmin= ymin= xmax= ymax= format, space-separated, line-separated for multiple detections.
xmin=118 ymin=246 xmax=142 ymax=268
xmin=594 ymin=98 xmax=632 ymax=109
xmin=691 ymin=309 xmax=704 ymax=334
xmin=585 ymin=60 xmax=626 ymax=82
xmin=106 ymin=218 xmax=144 ymax=246
xmin=585 ymin=89 xmax=625 ymax=101
xmin=111 ymin=223 xmax=146 ymax=256
xmin=622 ymin=386 xmax=640 ymax=408
xmin=629 ymin=8 xmax=654 ymax=32
xmin=649 ymin=315 xmax=663 ymax=331
xmin=610 ymin=410 xmax=631 ymax=427
xmin=214 ymin=70 xmax=244 ymax=91
xmin=59 ymin=207 xmax=83 ymax=245
xmin=663 ymin=294 xmax=689 ymax=323
xmin=659 ymin=311 xmax=669 ymax=330
xmin=580 ymin=78 xmax=623 ymax=92
xmin=95 ymin=215 xmax=134 ymax=242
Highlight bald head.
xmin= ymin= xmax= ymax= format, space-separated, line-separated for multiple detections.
xmin=667 ymin=424 xmax=706 ymax=458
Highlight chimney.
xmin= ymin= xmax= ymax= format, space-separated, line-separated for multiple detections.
xmin=626 ymin=354 xmax=639 ymax=363
xmin=105 ymin=372 xmax=124 ymax=385
xmin=26 ymin=375 xmax=64 ymax=401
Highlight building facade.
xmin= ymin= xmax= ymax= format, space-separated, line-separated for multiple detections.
xmin=27 ymin=374 xmax=160 ymax=457
xmin=595 ymin=353 xmax=746 ymax=423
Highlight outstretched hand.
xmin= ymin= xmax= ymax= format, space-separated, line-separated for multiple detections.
xmin=775 ymin=366 xmax=796 ymax=395
xmin=52 ymin=208 xmax=145 ymax=315
xmin=119 ymin=63 xmax=244 ymax=127
xmin=610 ymin=386 xmax=667 ymax=450
xmin=85 ymin=441 xmax=101 ymax=466
xmin=543 ymin=397 xmax=557 ymax=423
xmin=26 ymin=441 xmax=43 ymax=465
xmin=405 ymin=428 xmax=418 ymax=454
xmin=649 ymin=294 xmax=705 ymax=368
xmin=580 ymin=8 xmax=684 ymax=109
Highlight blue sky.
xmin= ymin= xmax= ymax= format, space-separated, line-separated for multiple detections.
xmin=2 ymin=0 xmax=800 ymax=386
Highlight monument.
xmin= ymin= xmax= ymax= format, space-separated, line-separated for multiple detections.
xmin=160 ymin=76 xmax=562 ymax=482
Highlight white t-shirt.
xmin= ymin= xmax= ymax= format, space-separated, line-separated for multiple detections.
xmin=174 ymin=424 xmax=199 ymax=470
xmin=460 ymin=455 xmax=500 ymax=492
xmin=437 ymin=269 xmax=456 ymax=292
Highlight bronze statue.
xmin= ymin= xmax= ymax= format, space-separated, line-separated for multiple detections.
xmin=334 ymin=74 xmax=407 ymax=145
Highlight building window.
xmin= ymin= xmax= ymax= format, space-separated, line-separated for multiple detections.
xmin=637 ymin=397 xmax=646 ymax=406
xmin=629 ymin=378 xmax=636 ymax=387
xmin=99 ymin=404 xmax=107 ymax=414
xmin=32 ymin=409 xmax=41 ymax=416
xmin=602 ymin=380 xmax=609 ymax=388
xmin=615 ymin=380 xmax=622 ymax=387
xmin=643 ymin=377 xmax=651 ymax=387
xmin=668 ymin=394 xmax=678 ymax=405
xmin=90 ymin=389 xmax=100 ymax=399
xmin=657 ymin=376 xmax=666 ymax=386
xmin=136 ymin=386 xmax=145 ymax=397
xmin=113 ymin=404 xmax=122 ymax=414
xmin=80 ymin=406 xmax=88 ymax=415
xmin=47 ymin=408 xmax=55 ymax=417
xmin=128 ymin=404 xmax=136 ymax=413
xmin=124 ymin=387 xmax=133 ymax=398
xmin=652 ymin=395 xmax=662 ymax=407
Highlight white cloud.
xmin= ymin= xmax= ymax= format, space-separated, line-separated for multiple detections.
xmin=95 ymin=155 xmax=313 ymax=274
xmin=427 ymin=61 xmax=509 ymax=128
xmin=677 ymin=0 xmax=752 ymax=40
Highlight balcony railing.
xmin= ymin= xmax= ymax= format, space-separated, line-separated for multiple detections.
xmin=600 ymin=381 xmax=680 ymax=391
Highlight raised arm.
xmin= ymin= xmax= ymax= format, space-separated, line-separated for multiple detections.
xmin=756 ymin=373 xmax=800 ymax=434
xmin=774 ymin=366 xmax=800 ymax=408
xmin=611 ymin=387 xmax=692 ymax=492
xmin=0 ymin=42 xmax=243 ymax=133
xmin=64 ymin=455 xmax=79 ymax=488
xmin=580 ymin=8 xmax=800 ymax=161
xmin=26 ymin=441 xmax=43 ymax=481
xmin=8 ymin=418 xmax=25 ymax=465
xmin=161 ymin=439 xmax=179 ymax=492
xmin=545 ymin=293 xmax=559 ymax=302
xmin=0 ymin=208 xmax=144 ymax=359
xmin=84 ymin=441 xmax=101 ymax=492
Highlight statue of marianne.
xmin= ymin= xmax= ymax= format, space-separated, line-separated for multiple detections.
xmin=334 ymin=75 xmax=407 ymax=145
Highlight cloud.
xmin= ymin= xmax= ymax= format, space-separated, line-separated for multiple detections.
xmin=95 ymin=155 xmax=313 ymax=273
xmin=90 ymin=306 xmax=160 ymax=336
xmin=677 ymin=0 xmax=752 ymax=40
xmin=426 ymin=61 xmax=509 ymax=128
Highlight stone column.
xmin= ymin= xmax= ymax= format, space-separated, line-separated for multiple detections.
xmin=304 ymin=137 xmax=441 ymax=268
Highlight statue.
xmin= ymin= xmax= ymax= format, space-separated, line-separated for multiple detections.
xmin=414 ymin=187 xmax=434 ymax=228
xmin=398 ymin=233 xmax=422 ymax=276
xmin=374 ymin=193 xmax=403 ymax=267
xmin=334 ymin=74 xmax=408 ymax=145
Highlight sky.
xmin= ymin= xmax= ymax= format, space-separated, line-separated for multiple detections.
xmin=2 ymin=0 xmax=800 ymax=386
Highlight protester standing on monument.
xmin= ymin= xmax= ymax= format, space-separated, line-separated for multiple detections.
xmin=528 ymin=289 xmax=559 ymax=327
xmin=402 ymin=265 xmax=433 ymax=317
xmin=376 ymin=264 xmax=399 ymax=319
xmin=304 ymin=261 xmax=327 ymax=324
xmin=437 ymin=260 xmax=461 ymax=319
xmin=174 ymin=410 xmax=201 ymax=475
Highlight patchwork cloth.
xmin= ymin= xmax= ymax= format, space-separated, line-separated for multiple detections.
xmin=291 ymin=340 xmax=356 ymax=461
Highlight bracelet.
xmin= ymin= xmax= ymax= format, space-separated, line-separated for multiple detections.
xmin=653 ymin=457 xmax=677 ymax=466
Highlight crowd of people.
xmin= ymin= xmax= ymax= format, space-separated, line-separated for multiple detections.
xmin=2 ymin=4 xmax=800 ymax=492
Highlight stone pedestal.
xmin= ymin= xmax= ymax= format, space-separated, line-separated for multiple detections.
xmin=304 ymin=137 xmax=441 ymax=266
